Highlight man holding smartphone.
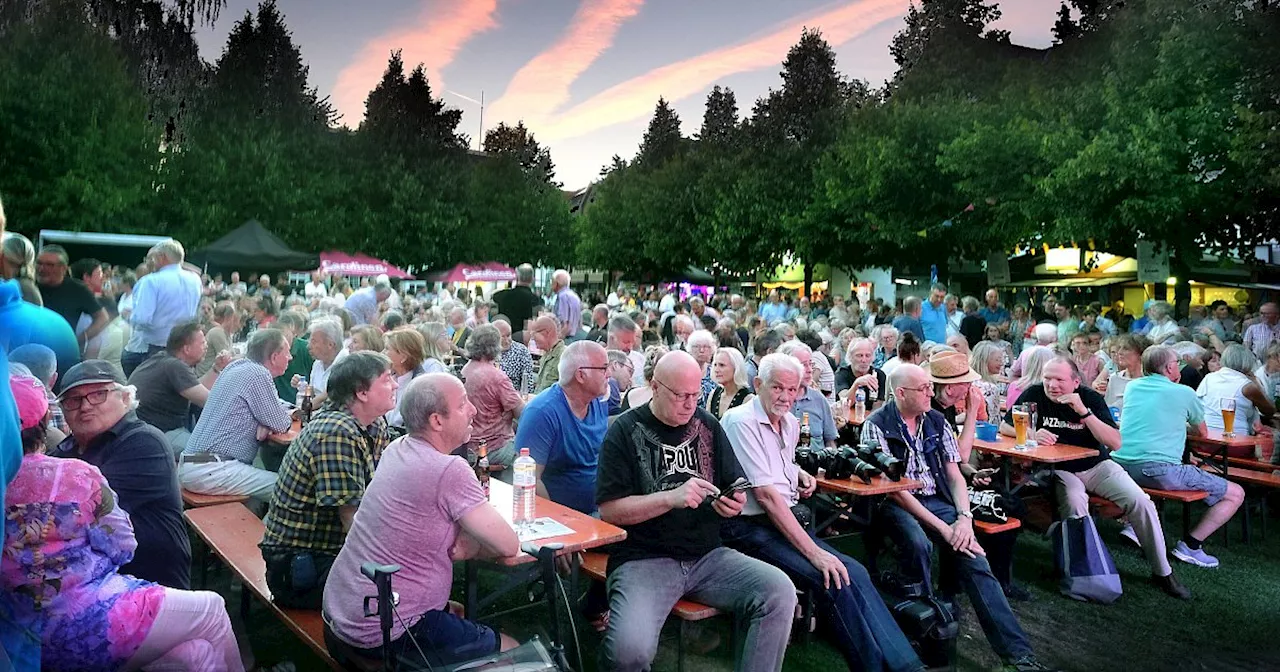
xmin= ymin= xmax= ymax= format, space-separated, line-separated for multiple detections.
xmin=595 ymin=351 xmax=796 ymax=672
xmin=722 ymin=353 xmax=924 ymax=672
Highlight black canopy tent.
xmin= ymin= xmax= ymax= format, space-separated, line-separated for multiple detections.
xmin=622 ymin=265 xmax=715 ymax=284
xmin=189 ymin=220 xmax=318 ymax=275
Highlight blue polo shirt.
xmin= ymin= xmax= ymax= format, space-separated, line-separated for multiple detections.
xmin=515 ymin=384 xmax=608 ymax=514
xmin=791 ymin=386 xmax=838 ymax=449
xmin=920 ymin=299 xmax=949 ymax=343
xmin=1113 ymin=374 xmax=1204 ymax=467
xmin=978 ymin=306 xmax=1010 ymax=325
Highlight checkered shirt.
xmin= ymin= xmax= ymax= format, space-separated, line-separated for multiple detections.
xmin=260 ymin=405 xmax=391 ymax=554
xmin=499 ymin=341 xmax=535 ymax=394
xmin=860 ymin=410 xmax=961 ymax=497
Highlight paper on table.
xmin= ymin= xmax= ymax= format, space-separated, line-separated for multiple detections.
xmin=515 ymin=518 xmax=575 ymax=543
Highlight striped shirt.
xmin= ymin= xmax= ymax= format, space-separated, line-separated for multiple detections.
xmin=183 ymin=358 xmax=292 ymax=463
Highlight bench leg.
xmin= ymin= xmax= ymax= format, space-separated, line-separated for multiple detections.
xmin=677 ymin=621 xmax=685 ymax=672
xmin=1182 ymin=501 xmax=1191 ymax=542
xmin=239 ymin=580 xmax=251 ymax=622
xmin=464 ymin=561 xmax=479 ymax=620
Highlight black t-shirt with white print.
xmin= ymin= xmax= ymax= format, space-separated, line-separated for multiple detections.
xmin=1004 ymin=383 xmax=1115 ymax=473
xmin=595 ymin=403 xmax=746 ymax=573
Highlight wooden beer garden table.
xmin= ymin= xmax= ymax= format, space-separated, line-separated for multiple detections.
xmin=811 ymin=472 xmax=923 ymax=537
xmin=464 ymin=480 xmax=626 ymax=621
xmin=1185 ymin=428 xmax=1267 ymax=473
xmin=266 ymin=418 xmax=302 ymax=445
xmin=974 ymin=435 xmax=1100 ymax=492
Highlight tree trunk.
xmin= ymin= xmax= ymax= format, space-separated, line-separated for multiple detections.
xmin=803 ymin=263 xmax=813 ymax=298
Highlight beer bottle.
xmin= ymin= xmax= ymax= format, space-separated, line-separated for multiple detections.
xmin=799 ymin=411 xmax=812 ymax=449
xmin=475 ymin=440 xmax=491 ymax=499
xmin=300 ymin=384 xmax=314 ymax=424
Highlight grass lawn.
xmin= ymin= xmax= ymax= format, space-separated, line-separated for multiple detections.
xmin=219 ymin=500 xmax=1280 ymax=671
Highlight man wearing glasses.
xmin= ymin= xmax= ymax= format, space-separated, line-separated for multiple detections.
xmin=530 ymin=314 xmax=566 ymax=393
xmin=596 ymin=351 xmax=796 ymax=672
xmin=863 ymin=363 xmax=1055 ymax=672
xmin=514 ymin=340 xmax=610 ymax=515
xmin=48 ymin=360 xmax=190 ymax=589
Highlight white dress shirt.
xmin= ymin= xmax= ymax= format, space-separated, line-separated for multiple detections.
xmin=127 ymin=263 xmax=202 ymax=352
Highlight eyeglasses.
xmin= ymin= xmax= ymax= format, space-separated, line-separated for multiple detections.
xmin=62 ymin=388 xmax=117 ymax=411
xmin=898 ymin=384 xmax=934 ymax=396
xmin=655 ymin=379 xmax=700 ymax=404
xmin=578 ymin=365 xmax=609 ymax=373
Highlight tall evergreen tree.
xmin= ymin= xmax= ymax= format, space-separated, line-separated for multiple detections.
xmin=483 ymin=121 xmax=558 ymax=186
xmin=637 ymin=97 xmax=683 ymax=166
xmin=698 ymin=85 xmax=738 ymax=146
xmin=361 ymin=51 xmax=465 ymax=153
xmin=1052 ymin=3 xmax=1081 ymax=43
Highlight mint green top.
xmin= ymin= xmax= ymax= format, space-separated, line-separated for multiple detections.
xmin=1113 ymin=374 xmax=1204 ymax=466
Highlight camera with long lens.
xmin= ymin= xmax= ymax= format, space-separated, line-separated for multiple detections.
xmin=795 ymin=447 xmax=823 ymax=476
xmin=821 ymin=446 xmax=881 ymax=484
xmin=857 ymin=443 xmax=904 ymax=481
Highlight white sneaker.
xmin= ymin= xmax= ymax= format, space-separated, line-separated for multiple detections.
xmin=1119 ymin=523 xmax=1141 ymax=549
xmin=1171 ymin=540 xmax=1220 ymax=568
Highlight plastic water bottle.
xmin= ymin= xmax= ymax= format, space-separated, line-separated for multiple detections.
xmin=512 ymin=448 xmax=537 ymax=526
xmin=294 ymin=377 xmax=308 ymax=408
xmin=854 ymin=388 xmax=867 ymax=423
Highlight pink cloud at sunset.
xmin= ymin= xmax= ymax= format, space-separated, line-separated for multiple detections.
xmin=330 ymin=0 xmax=499 ymax=126
xmin=486 ymin=0 xmax=645 ymax=127
xmin=534 ymin=0 xmax=910 ymax=142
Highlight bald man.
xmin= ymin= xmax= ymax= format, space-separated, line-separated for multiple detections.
xmin=863 ymin=364 xmax=1052 ymax=672
xmin=595 ymin=351 xmax=796 ymax=671
xmin=530 ymin=315 xmax=565 ymax=393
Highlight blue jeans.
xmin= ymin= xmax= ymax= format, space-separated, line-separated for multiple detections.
xmin=599 ymin=547 xmax=796 ymax=672
xmin=878 ymin=496 xmax=1033 ymax=661
xmin=722 ymin=518 xmax=922 ymax=672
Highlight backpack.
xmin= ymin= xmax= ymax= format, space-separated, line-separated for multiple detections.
xmin=877 ymin=572 xmax=959 ymax=669
xmin=1049 ymin=515 xmax=1123 ymax=604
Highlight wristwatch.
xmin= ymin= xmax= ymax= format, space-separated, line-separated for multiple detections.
xmin=1079 ymin=409 xmax=1093 ymax=419
xmin=957 ymin=509 xmax=973 ymax=519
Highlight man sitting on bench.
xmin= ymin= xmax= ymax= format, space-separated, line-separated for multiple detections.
xmin=595 ymin=351 xmax=797 ymax=672
xmin=259 ymin=351 xmax=398 ymax=608
xmin=867 ymin=364 xmax=1055 ymax=672
xmin=1112 ymin=345 xmax=1245 ymax=569
xmin=323 ymin=373 xmax=521 ymax=667
xmin=721 ymin=353 xmax=924 ymax=672
xmin=1000 ymin=355 xmax=1191 ymax=599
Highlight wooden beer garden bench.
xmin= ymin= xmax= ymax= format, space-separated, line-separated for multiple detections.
xmin=1089 ymin=488 xmax=1209 ymax=540
xmin=581 ymin=551 xmax=728 ymax=672
xmin=181 ymin=489 xmax=249 ymax=508
xmin=184 ymin=503 xmax=341 ymax=671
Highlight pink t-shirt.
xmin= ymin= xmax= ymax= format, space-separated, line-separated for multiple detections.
xmin=463 ymin=359 xmax=522 ymax=449
xmin=322 ymin=435 xmax=487 ymax=648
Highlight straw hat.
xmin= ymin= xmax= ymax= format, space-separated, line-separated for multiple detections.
xmin=925 ymin=350 xmax=981 ymax=385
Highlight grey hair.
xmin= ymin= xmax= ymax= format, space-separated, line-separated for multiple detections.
xmin=1141 ymin=345 xmax=1178 ymax=376
xmin=2 ymin=232 xmax=36 ymax=280
xmin=119 ymin=384 xmax=140 ymax=412
xmin=641 ymin=345 xmax=668 ymax=382
xmin=687 ymin=329 xmax=717 ymax=350
xmin=310 ymin=317 xmax=344 ymax=349
xmin=689 ymin=295 xmax=705 ymax=307
xmin=374 ymin=280 xmax=392 ymax=294
xmin=608 ymin=313 xmax=637 ymax=338
xmin=903 ymin=296 xmax=921 ymax=313
xmin=1149 ymin=301 xmax=1172 ymax=321
xmin=673 ymin=314 xmax=696 ymax=332
xmin=558 ymin=340 xmax=605 ymax=381
xmin=466 ymin=324 xmax=502 ymax=361
xmin=247 ymin=328 xmax=288 ymax=364
xmin=401 ymin=373 xmax=457 ymax=435
xmin=715 ymin=347 xmax=749 ymax=388
xmin=846 ymin=337 xmax=875 ymax=363
xmin=553 ymin=269 xmax=571 ymax=286
xmin=327 ymin=351 xmax=391 ymax=408
xmin=961 ymin=295 xmax=980 ymax=313
xmin=607 ymin=349 xmax=630 ymax=367
xmin=150 ymin=239 xmax=185 ymax=263
xmin=1219 ymin=344 xmax=1258 ymax=376
xmin=516 ymin=263 xmax=535 ymax=284
xmin=1171 ymin=341 xmax=1207 ymax=362
xmin=777 ymin=339 xmax=812 ymax=358
xmin=1033 ymin=323 xmax=1058 ymax=344
xmin=758 ymin=352 xmax=804 ymax=387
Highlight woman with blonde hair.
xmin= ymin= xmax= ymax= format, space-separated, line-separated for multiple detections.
xmin=2 ymin=231 xmax=42 ymax=305
xmin=415 ymin=321 xmax=450 ymax=372
xmin=621 ymin=344 xmax=669 ymax=411
xmin=384 ymin=328 xmax=434 ymax=427
xmin=348 ymin=324 xmax=384 ymax=354
xmin=1005 ymin=346 xmax=1054 ymax=411
xmin=706 ymin=346 xmax=754 ymax=419
xmin=970 ymin=340 xmax=1009 ymax=421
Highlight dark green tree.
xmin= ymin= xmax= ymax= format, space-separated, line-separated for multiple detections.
xmin=360 ymin=51 xmax=466 ymax=154
xmin=698 ymin=85 xmax=738 ymax=147
xmin=1052 ymin=3 xmax=1081 ymax=43
xmin=636 ymin=97 xmax=683 ymax=166
xmin=483 ymin=121 xmax=558 ymax=186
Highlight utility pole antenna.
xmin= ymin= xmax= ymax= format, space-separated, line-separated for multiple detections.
xmin=478 ymin=90 xmax=485 ymax=151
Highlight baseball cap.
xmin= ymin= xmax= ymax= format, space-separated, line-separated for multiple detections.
xmin=10 ymin=375 xmax=49 ymax=431
xmin=57 ymin=359 xmax=126 ymax=399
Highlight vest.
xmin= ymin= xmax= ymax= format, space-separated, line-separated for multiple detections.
xmin=865 ymin=400 xmax=955 ymax=506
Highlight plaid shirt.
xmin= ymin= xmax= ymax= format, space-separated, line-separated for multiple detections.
xmin=860 ymin=410 xmax=961 ymax=497
xmin=260 ymin=404 xmax=392 ymax=555
xmin=499 ymin=341 xmax=535 ymax=394
xmin=45 ymin=387 xmax=68 ymax=435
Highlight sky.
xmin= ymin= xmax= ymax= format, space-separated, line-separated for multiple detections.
xmin=194 ymin=0 xmax=1061 ymax=190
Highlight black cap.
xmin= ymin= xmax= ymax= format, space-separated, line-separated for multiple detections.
xmin=57 ymin=359 xmax=127 ymax=399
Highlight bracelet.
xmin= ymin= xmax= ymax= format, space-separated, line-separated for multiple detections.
xmin=957 ymin=509 xmax=973 ymax=519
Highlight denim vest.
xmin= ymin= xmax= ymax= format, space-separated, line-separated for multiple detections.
xmin=865 ymin=401 xmax=955 ymax=506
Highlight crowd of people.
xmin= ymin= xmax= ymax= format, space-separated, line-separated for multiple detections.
xmin=2 ymin=214 xmax=1278 ymax=671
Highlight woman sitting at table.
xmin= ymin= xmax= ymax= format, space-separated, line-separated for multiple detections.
xmin=348 ymin=324 xmax=384 ymax=353
xmin=620 ymin=344 xmax=668 ymax=411
xmin=415 ymin=321 xmax=451 ymax=374
xmin=706 ymin=346 xmax=753 ymax=420
xmin=970 ymin=341 xmax=1009 ymax=422
xmin=3 ymin=375 xmax=244 ymax=671
xmin=1005 ymin=345 xmax=1054 ymax=412
xmin=1069 ymin=331 xmax=1103 ymax=389
xmin=1197 ymin=345 xmax=1276 ymax=457
xmin=1092 ymin=334 xmax=1149 ymax=408
xmin=461 ymin=324 xmax=525 ymax=468
xmin=384 ymin=328 xmax=430 ymax=428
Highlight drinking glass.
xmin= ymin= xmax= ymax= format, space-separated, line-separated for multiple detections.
xmin=1221 ymin=399 xmax=1237 ymax=438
